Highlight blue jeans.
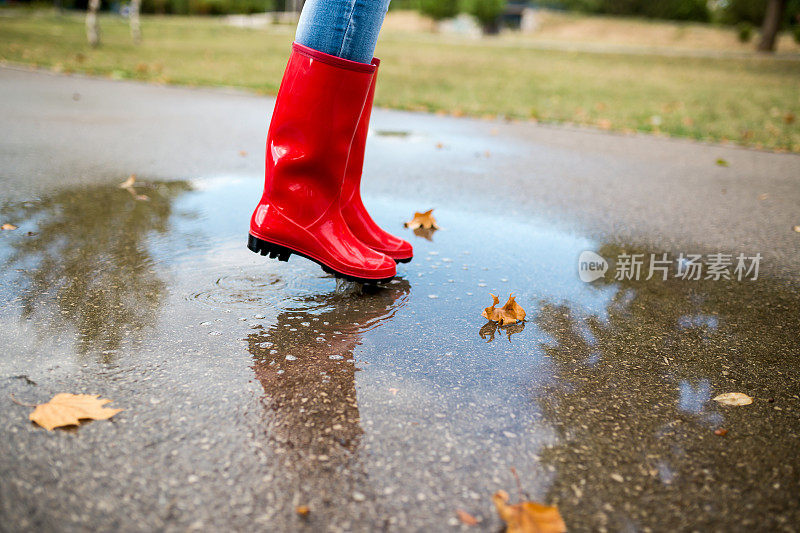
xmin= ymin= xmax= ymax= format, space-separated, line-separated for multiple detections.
xmin=295 ymin=0 xmax=391 ymax=65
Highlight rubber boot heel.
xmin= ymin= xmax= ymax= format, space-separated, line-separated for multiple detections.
xmin=247 ymin=234 xmax=292 ymax=262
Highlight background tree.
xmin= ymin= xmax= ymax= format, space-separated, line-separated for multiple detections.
xmin=468 ymin=0 xmax=506 ymax=34
xmin=759 ymin=0 xmax=788 ymax=51
xmin=85 ymin=0 xmax=144 ymax=47
xmin=86 ymin=0 xmax=100 ymax=47
xmin=130 ymin=0 xmax=142 ymax=43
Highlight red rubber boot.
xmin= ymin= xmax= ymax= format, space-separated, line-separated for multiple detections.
xmin=248 ymin=43 xmax=396 ymax=284
xmin=341 ymin=59 xmax=414 ymax=263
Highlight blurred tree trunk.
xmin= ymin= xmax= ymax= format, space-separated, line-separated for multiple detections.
xmin=758 ymin=0 xmax=787 ymax=52
xmin=86 ymin=0 xmax=101 ymax=47
xmin=130 ymin=0 xmax=142 ymax=44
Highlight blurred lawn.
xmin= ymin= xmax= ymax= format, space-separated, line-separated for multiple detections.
xmin=1 ymin=11 xmax=799 ymax=151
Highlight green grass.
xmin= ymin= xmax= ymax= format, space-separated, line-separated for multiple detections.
xmin=2 ymin=11 xmax=799 ymax=151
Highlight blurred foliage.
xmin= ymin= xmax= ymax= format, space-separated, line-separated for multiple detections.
xmin=140 ymin=0 xmax=274 ymax=15
xmin=541 ymin=0 xmax=710 ymax=22
xmin=419 ymin=0 xmax=461 ymax=20
xmin=719 ymin=0 xmax=800 ymax=27
xmin=737 ymin=21 xmax=753 ymax=42
xmin=467 ymin=0 xmax=506 ymax=32
xmin=388 ymin=0 xmax=422 ymax=10
xmin=27 ymin=0 xmax=274 ymax=14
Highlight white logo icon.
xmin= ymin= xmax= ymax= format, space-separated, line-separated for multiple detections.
xmin=578 ymin=251 xmax=608 ymax=282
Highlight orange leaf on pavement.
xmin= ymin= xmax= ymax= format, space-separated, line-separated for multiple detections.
xmin=492 ymin=490 xmax=566 ymax=533
xmin=29 ymin=393 xmax=122 ymax=431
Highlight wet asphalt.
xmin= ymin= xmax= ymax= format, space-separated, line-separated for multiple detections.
xmin=1 ymin=66 xmax=799 ymax=532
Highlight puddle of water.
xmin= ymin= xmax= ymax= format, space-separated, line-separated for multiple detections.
xmin=1 ymin=176 xmax=798 ymax=531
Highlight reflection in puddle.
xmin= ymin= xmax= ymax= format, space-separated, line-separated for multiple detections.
xmin=535 ymin=243 xmax=800 ymax=531
xmin=1 ymin=176 xmax=798 ymax=530
xmin=478 ymin=319 xmax=525 ymax=342
xmin=247 ymin=282 xmax=409 ymax=513
xmin=678 ymin=379 xmax=712 ymax=414
xmin=0 ymin=180 xmax=192 ymax=356
xmin=411 ymin=226 xmax=437 ymax=241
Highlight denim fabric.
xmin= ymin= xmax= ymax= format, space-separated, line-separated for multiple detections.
xmin=295 ymin=0 xmax=391 ymax=64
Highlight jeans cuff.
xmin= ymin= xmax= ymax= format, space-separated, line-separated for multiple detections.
xmin=292 ymin=42 xmax=377 ymax=73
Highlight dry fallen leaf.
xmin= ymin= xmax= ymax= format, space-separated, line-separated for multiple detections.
xmin=716 ymin=158 xmax=729 ymax=167
xmin=119 ymin=175 xmax=149 ymax=201
xmin=239 ymin=150 xmax=248 ymax=157
xmin=119 ymin=174 xmax=136 ymax=188
xmin=29 ymin=393 xmax=122 ymax=431
xmin=793 ymin=225 xmax=800 ymax=233
xmin=492 ymin=490 xmax=566 ymax=533
xmin=404 ymin=209 xmax=439 ymax=231
xmin=714 ymin=428 xmax=729 ymax=436
xmin=2 ymin=223 xmax=18 ymax=231
xmin=295 ymin=505 xmax=310 ymax=516
xmin=456 ymin=509 xmax=478 ymax=526
xmin=482 ymin=294 xmax=526 ymax=326
xmin=713 ymin=392 xmax=752 ymax=406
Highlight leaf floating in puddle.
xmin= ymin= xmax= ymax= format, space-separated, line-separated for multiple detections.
xmin=492 ymin=490 xmax=566 ymax=533
xmin=404 ymin=209 xmax=439 ymax=231
xmin=28 ymin=393 xmax=123 ymax=431
xmin=119 ymin=174 xmax=137 ymax=188
xmin=713 ymin=392 xmax=753 ymax=406
xmin=482 ymin=293 xmax=526 ymax=326
xmin=2 ymin=223 xmax=17 ymax=231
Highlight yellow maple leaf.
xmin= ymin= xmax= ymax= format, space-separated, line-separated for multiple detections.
xmin=492 ymin=490 xmax=566 ymax=533
xmin=404 ymin=209 xmax=439 ymax=230
xmin=29 ymin=393 xmax=122 ymax=431
xmin=482 ymin=294 xmax=526 ymax=326
xmin=2 ymin=223 xmax=18 ymax=231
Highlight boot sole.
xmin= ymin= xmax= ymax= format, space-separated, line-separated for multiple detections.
xmin=394 ymin=256 xmax=412 ymax=264
xmin=247 ymin=234 xmax=394 ymax=285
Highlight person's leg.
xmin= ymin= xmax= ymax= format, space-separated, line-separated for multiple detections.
xmin=295 ymin=0 xmax=391 ymax=64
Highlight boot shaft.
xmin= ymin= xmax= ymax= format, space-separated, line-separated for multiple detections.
xmin=342 ymin=59 xmax=379 ymax=205
xmin=259 ymin=43 xmax=376 ymax=229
